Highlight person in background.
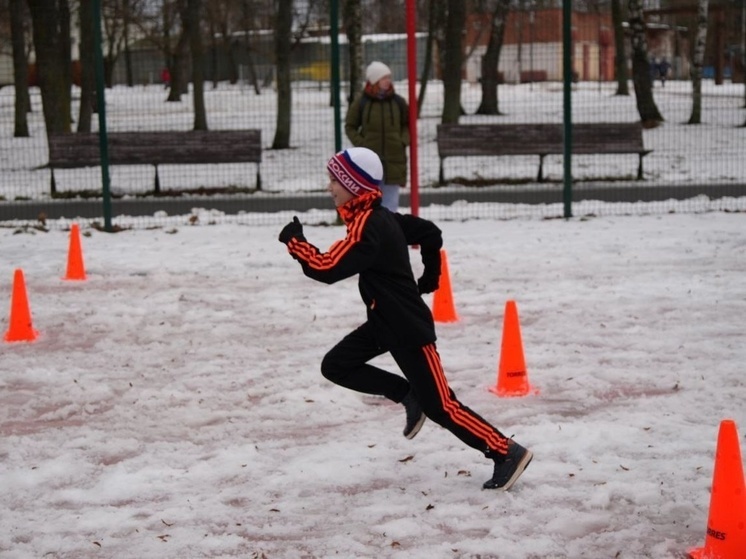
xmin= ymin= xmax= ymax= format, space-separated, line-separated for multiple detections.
xmin=345 ymin=62 xmax=409 ymax=213
xmin=658 ymin=58 xmax=671 ymax=87
xmin=277 ymin=146 xmax=533 ymax=491
xmin=161 ymin=66 xmax=171 ymax=89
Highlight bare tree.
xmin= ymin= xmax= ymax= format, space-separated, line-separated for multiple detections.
xmin=475 ymin=0 xmax=511 ymax=116
xmin=101 ymin=0 xmax=128 ymax=87
xmin=377 ymin=0 xmax=405 ymax=33
xmin=241 ymin=0 xmax=261 ymax=94
xmin=207 ymin=15 xmax=218 ymax=88
xmin=182 ymin=0 xmax=208 ymax=129
xmin=742 ymin=0 xmax=745 ymax=118
xmin=136 ymin=0 xmax=187 ymax=99
xmin=167 ymin=4 xmax=190 ymax=101
xmin=121 ymin=0 xmax=134 ymax=86
xmin=77 ymin=0 xmax=95 ymax=132
xmin=441 ymin=0 xmax=465 ymax=123
xmin=611 ymin=0 xmax=629 ymax=95
xmin=417 ymin=0 xmax=441 ymax=116
xmin=202 ymin=1 xmax=241 ymax=88
xmin=60 ymin=0 xmax=71 ymax=101
xmin=628 ymin=0 xmax=663 ymax=127
xmin=342 ymin=0 xmax=363 ymax=104
xmin=742 ymin=0 xmax=745 ymax=117
xmin=205 ymin=1 xmax=240 ymax=85
xmin=9 ymin=0 xmax=31 ymax=137
xmin=27 ymin=0 xmax=72 ymax=135
xmin=688 ymin=0 xmax=708 ymax=125
xmin=272 ymin=0 xmax=292 ymax=149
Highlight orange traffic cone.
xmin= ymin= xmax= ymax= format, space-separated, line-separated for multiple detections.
xmin=688 ymin=419 xmax=746 ymax=559
xmin=4 ymin=269 xmax=39 ymax=343
xmin=64 ymin=223 xmax=86 ymax=280
xmin=489 ymin=300 xmax=533 ymax=397
xmin=432 ymin=249 xmax=458 ymax=323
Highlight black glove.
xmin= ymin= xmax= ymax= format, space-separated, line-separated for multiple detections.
xmin=417 ymin=273 xmax=440 ymax=294
xmin=278 ymin=216 xmax=305 ymax=245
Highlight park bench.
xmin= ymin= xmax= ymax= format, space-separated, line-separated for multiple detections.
xmin=47 ymin=129 xmax=262 ymax=194
xmin=436 ymin=122 xmax=652 ymax=184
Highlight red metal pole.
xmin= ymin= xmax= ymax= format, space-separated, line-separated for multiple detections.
xmin=405 ymin=0 xmax=419 ymax=216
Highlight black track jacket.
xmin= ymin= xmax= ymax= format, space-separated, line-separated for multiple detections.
xmin=285 ymin=191 xmax=442 ymax=350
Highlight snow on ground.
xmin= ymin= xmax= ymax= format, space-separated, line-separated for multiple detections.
xmin=2 ymin=209 xmax=745 ymax=558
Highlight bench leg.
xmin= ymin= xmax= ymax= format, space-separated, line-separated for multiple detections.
xmin=439 ymin=159 xmax=445 ymax=186
xmin=154 ymin=164 xmax=160 ymax=194
xmin=637 ymin=154 xmax=643 ymax=180
xmin=537 ymin=155 xmax=545 ymax=182
xmin=50 ymin=169 xmax=57 ymax=195
xmin=256 ymin=165 xmax=262 ymax=191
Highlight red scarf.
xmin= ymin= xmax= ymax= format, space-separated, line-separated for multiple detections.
xmin=364 ymin=82 xmax=395 ymax=100
xmin=338 ymin=190 xmax=383 ymax=225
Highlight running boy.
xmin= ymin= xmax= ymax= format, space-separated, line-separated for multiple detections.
xmin=278 ymin=147 xmax=532 ymax=490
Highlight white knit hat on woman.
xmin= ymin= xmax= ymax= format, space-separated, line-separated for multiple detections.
xmin=327 ymin=147 xmax=383 ymax=197
xmin=366 ymin=61 xmax=392 ymax=85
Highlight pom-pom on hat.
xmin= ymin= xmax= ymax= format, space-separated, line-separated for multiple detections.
xmin=327 ymin=147 xmax=383 ymax=196
xmin=366 ymin=61 xmax=392 ymax=85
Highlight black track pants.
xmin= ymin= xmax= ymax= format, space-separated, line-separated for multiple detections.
xmin=321 ymin=322 xmax=510 ymax=456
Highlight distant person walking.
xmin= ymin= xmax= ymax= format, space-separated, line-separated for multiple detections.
xmin=345 ymin=62 xmax=410 ymax=213
xmin=658 ymin=58 xmax=671 ymax=87
xmin=161 ymin=66 xmax=171 ymax=89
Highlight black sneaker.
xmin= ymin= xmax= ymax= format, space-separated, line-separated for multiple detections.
xmin=401 ymin=390 xmax=426 ymax=440
xmin=483 ymin=440 xmax=533 ymax=491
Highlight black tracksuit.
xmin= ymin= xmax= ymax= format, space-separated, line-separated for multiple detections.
xmin=285 ymin=190 xmax=509 ymax=457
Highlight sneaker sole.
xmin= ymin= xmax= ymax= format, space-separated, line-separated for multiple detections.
xmin=500 ymin=450 xmax=533 ymax=491
xmin=404 ymin=413 xmax=426 ymax=440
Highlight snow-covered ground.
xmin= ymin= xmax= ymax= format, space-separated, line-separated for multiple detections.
xmin=2 ymin=209 xmax=745 ymax=558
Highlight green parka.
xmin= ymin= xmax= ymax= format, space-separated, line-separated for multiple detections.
xmin=345 ymin=92 xmax=410 ymax=187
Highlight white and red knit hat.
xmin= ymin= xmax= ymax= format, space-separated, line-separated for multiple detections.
xmin=326 ymin=147 xmax=383 ymax=196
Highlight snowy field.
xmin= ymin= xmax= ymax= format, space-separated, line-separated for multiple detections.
xmin=2 ymin=208 xmax=745 ymax=558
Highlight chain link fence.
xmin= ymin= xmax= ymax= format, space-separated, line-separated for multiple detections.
xmin=1 ymin=3 xmax=745 ymax=230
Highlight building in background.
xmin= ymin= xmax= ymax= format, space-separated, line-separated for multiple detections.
xmin=464 ymin=9 xmax=615 ymax=84
xmin=463 ymin=7 xmax=692 ymax=85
